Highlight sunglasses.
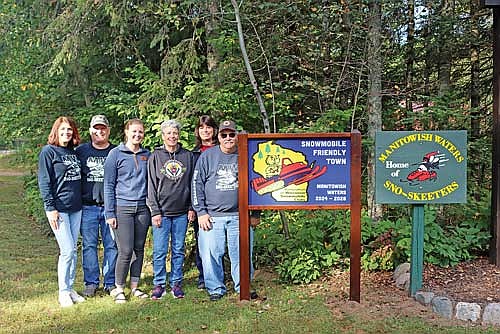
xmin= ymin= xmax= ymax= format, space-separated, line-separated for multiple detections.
xmin=220 ymin=132 xmax=237 ymax=138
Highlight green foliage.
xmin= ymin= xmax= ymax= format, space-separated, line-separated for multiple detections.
xmin=1 ymin=0 xmax=496 ymax=285
xmin=255 ymin=210 xmax=348 ymax=284
xmin=362 ymin=205 xmax=491 ymax=270
xmin=22 ymin=175 xmax=50 ymax=235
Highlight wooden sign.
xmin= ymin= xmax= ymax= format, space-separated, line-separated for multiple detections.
xmin=238 ymin=132 xmax=362 ymax=302
xmin=375 ymin=131 xmax=467 ymax=204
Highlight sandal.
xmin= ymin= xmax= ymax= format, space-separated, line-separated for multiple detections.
xmin=131 ymin=288 xmax=149 ymax=299
xmin=110 ymin=288 xmax=127 ymax=304
xmin=113 ymin=291 xmax=127 ymax=304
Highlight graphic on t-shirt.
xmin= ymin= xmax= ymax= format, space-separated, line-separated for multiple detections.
xmin=250 ymin=141 xmax=327 ymax=201
xmin=62 ymin=154 xmax=81 ymax=181
xmin=86 ymin=156 xmax=106 ymax=182
xmin=216 ymin=163 xmax=238 ymax=191
xmin=160 ymin=159 xmax=185 ymax=181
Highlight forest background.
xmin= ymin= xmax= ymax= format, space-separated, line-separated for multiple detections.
xmin=0 ymin=0 xmax=494 ymax=284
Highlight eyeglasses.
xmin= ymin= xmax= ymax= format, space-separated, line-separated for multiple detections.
xmin=220 ymin=132 xmax=236 ymax=138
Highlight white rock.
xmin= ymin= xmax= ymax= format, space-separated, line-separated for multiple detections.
xmin=455 ymin=302 xmax=481 ymax=322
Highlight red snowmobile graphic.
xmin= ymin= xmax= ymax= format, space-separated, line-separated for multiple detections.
xmin=251 ymin=158 xmax=327 ymax=195
xmin=405 ymin=151 xmax=441 ymax=185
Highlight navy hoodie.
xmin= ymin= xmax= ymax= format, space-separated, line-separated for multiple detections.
xmin=38 ymin=144 xmax=82 ymax=212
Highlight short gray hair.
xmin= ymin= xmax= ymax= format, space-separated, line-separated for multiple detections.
xmin=161 ymin=119 xmax=182 ymax=133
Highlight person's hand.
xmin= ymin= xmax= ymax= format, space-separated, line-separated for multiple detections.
xmin=46 ymin=210 xmax=60 ymax=230
xmin=106 ymin=217 xmax=117 ymax=229
xmin=152 ymin=214 xmax=162 ymax=228
xmin=198 ymin=214 xmax=213 ymax=231
xmin=250 ymin=216 xmax=260 ymax=228
xmin=188 ymin=210 xmax=196 ymax=223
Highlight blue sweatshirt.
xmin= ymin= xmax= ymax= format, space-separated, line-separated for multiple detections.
xmin=76 ymin=142 xmax=116 ymax=205
xmin=103 ymin=143 xmax=150 ymax=219
xmin=38 ymin=144 xmax=82 ymax=212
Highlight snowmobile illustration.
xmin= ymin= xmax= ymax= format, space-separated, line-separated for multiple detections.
xmin=405 ymin=151 xmax=443 ymax=185
xmin=251 ymin=158 xmax=327 ymax=195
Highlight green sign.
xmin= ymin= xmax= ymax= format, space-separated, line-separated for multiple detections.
xmin=375 ymin=131 xmax=467 ymax=204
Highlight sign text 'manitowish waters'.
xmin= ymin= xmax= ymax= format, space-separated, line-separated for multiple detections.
xmin=375 ymin=131 xmax=467 ymax=204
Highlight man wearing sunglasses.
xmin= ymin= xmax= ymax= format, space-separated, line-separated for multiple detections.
xmin=191 ymin=119 xmax=257 ymax=301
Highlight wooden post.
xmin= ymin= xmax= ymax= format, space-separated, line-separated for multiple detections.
xmin=410 ymin=204 xmax=425 ymax=296
xmin=238 ymin=133 xmax=251 ymax=300
xmin=350 ymin=130 xmax=361 ymax=302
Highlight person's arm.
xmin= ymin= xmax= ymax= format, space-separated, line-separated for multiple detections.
xmin=146 ymin=152 xmax=162 ymax=227
xmin=103 ymin=148 xmax=118 ymax=221
xmin=38 ymin=147 xmax=56 ymax=212
xmin=191 ymin=155 xmax=211 ymax=230
xmin=146 ymin=152 xmax=162 ymax=216
xmin=191 ymin=156 xmax=208 ymax=216
xmin=38 ymin=147 xmax=60 ymax=229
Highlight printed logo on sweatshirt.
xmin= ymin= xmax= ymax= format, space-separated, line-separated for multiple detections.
xmin=85 ymin=156 xmax=106 ymax=182
xmin=160 ymin=159 xmax=185 ymax=181
xmin=62 ymin=154 xmax=81 ymax=181
xmin=216 ymin=163 xmax=238 ymax=191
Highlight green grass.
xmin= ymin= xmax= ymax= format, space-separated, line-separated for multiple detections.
xmin=0 ymin=153 xmax=498 ymax=334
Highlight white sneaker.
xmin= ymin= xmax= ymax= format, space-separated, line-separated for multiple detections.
xmin=69 ymin=290 xmax=86 ymax=303
xmin=59 ymin=292 xmax=74 ymax=308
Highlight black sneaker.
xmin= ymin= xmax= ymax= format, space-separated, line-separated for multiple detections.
xmin=209 ymin=293 xmax=223 ymax=301
xmin=197 ymin=281 xmax=205 ymax=290
xmin=250 ymin=290 xmax=259 ymax=300
xmin=104 ymin=285 xmax=116 ymax=295
xmin=83 ymin=284 xmax=97 ymax=297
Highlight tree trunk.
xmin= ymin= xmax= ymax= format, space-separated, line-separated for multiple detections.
xmin=438 ymin=0 xmax=453 ymax=97
xmin=205 ymin=0 xmax=219 ymax=72
xmin=366 ymin=0 xmax=383 ymax=221
xmin=405 ymin=0 xmax=415 ymax=118
xmin=231 ymin=0 xmax=270 ymax=133
xmin=470 ymin=0 xmax=482 ymax=202
xmin=470 ymin=0 xmax=481 ymax=139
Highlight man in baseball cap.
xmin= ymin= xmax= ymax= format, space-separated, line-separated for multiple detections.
xmin=76 ymin=114 xmax=117 ymax=297
xmin=218 ymin=120 xmax=237 ymax=132
xmin=192 ymin=118 xmax=259 ymax=301
xmin=90 ymin=115 xmax=110 ymax=128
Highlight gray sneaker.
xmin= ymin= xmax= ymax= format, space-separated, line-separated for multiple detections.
xmin=83 ymin=284 xmax=97 ymax=297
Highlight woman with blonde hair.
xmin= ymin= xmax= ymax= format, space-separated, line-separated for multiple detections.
xmin=104 ymin=119 xmax=151 ymax=303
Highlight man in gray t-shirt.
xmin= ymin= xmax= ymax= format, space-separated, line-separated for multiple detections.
xmin=192 ymin=120 xmax=256 ymax=301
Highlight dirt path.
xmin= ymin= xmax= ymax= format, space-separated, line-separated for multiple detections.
xmin=0 ymin=152 xmax=27 ymax=176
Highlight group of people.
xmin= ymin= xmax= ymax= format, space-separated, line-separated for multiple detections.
xmin=37 ymin=114 xmax=257 ymax=307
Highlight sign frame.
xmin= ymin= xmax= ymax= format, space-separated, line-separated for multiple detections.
xmin=238 ymin=131 xmax=362 ymax=302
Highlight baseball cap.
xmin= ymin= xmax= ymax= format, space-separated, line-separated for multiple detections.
xmin=90 ymin=115 xmax=109 ymax=128
xmin=219 ymin=120 xmax=236 ymax=132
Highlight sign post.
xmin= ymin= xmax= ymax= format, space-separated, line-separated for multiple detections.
xmin=238 ymin=131 xmax=362 ymax=301
xmin=410 ymin=204 xmax=425 ymax=295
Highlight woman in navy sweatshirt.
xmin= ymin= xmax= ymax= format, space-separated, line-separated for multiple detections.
xmin=38 ymin=116 xmax=86 ymax=308
xmin=104 ymin=119 xmax=150 ymax=303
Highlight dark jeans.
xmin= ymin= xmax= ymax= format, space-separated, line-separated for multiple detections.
xmin=114 ymin=204 xmax=150 ymax=287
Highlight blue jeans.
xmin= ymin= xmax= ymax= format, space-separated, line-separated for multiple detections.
xmin=152 ymin=214 xmax=188 ymax=287
xmin=198 ymin=215 xmax=254 ymax=295
xmin=50 ymin=210 xmax=82 ymax=293
xmin=81 ymin=205 xmax=117 ymax=289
